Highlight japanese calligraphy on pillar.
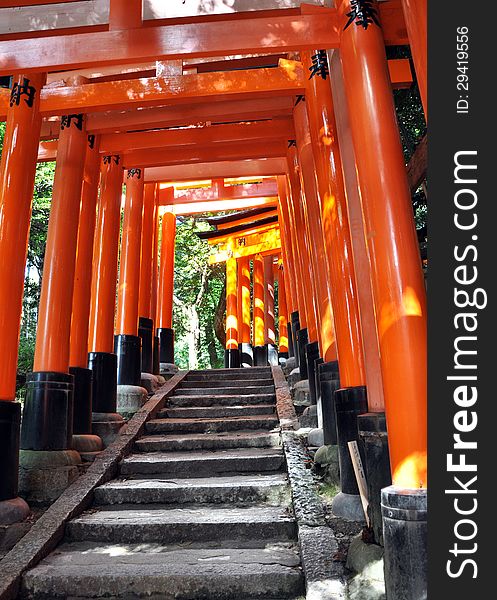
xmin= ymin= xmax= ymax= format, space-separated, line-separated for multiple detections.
xmin=344 ymin=0 xmax=380 ymax=30
xmin=9 ymin=78 xmax=36 ymax=108
xmin=308 ymin=50 xmax=329 ymax=80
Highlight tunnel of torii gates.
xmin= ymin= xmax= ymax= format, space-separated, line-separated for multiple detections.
xmin=0 ymin=0 xmax=427 ymax=592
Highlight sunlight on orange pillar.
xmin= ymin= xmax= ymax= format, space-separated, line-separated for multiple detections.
xmin=252 ymin=254 xmax=265 ymax=347
xmin=278 ymin=268 xmax=289 ymax=354
xmin=0 ymin=73 xmax=45 ymax=399
xmin=263 ymin=255 xmax=276 ymax=345
xmin=33 ymin=114 xmax=88 ymax=373
xmin=69 ymin=136 xmax=101 ymax=368
xmin=150 ymin=187 xmax=160 ymax=324
xmin=338 ymin=0 xmax=427 ymax=488
xmin=286 ymin=147 xmax=318 ymax=343
xmin=225 ymin=250 xmax=239 ymax=350
xmin=157 ymin=211 xmax=176 ymax=329
xmin=302 ymin=50 xmax=366 ymax=386
xmin=276 ymin=177 xmax=298 ymax=313
xmin=400 ymin=0 xmax=427 ymax=118
xmin=88 ymin=156 xmax=123 ymax=353
xmin=294 ymin=101 xmax=337 ymax=362
xmin=138 ymin=182 xmax=157 ymax=320
xmin=238 ymin=257 xmax=251 ymax=344
xmin=115 ymin=169 xmax=145 ymax=336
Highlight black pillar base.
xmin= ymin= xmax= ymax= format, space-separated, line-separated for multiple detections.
xmin=305 ymin=342 xmax=320 ymax=405
xmin=138 ymin=317 xmax=154 ymax=374
xmin=334 ymin=385 xmax=368 ymax=496
xmin=157 ymin=327 xmax=174 ymax=364
xmin=253 ymin=345 xmax=268 ymax=367
xmin=296 ymin=328 xmax=309 ymax=379
xmin=0 ymin=400 xmax=21 ymax=502
xmin=358 ymin=412 xmax=392 ymax=546
xmin=239 ymin=343 xmax=253 ymax=367
xmin=20 ymin=371 xmax=74 ymax=451
xmin=382 ymin=486 xmax=427 ymax=600
xmin=87 ymin=352 xmax=117 ymax=413
xmin=69 ymin=366 xmax=93 ymax=436
xmin=267 ymin=343 xmax=279 ymax=366
xmin=114 ymin=334 xmax=142 ymax=387
xmin=318 ymin=361 xmax=340 ymax=445
xmin=278 ymin=351 xmax=289 ymax=361
xmin=224 ymin=348 xmax=241 ymax=368
xmin=290 ymin=312 xmax=300 ymax=366
xmin=286 ymin=322 xmax=294 ymax=358
xmin=153 ymin=335 xmax=160 ymax=376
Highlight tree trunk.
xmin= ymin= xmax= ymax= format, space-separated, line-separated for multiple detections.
xmin=214 ymin=280 xmax=226 ymax=349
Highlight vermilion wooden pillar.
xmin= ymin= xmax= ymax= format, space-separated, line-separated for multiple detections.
xmin=302 ymin=50 xmax=366 ymax=389
xmin=338 ymin=0 xmax=427 ymax=490
xmin=150 ymin=186 xmax=161 ymax=375
xmin=400 ymin=0 xmax=427 ymax=118
xmin=224 ymin=245 xmax=240 ymax=368
xmin=277 ymin=267 xmax=289 ymax=358
xmin=0 ymin=73 xmax=44 ymax=509
xmin=87 ymin=155 xmax=122 ymax=415
xmin=252 ymin=254 xmax=267 ymax=366
xmin=263 ymin=255 xmax=278 ymax=366
xmin=157 ymin=211 xmax=176 ymax=365
xmin=114 ymin=168 xmax=145 ymax=387
xmin=294 ymin=101 xmax=337 ymax=365
xmin=22 ymin=111 xmax=87 ymax=453
xmin=138 ymin=182 xmax=157 ymax=375
xmin=69 ymin=135 xmax=101 ymax=436
xmin=238 ymin=256 xmax=253 ymax=367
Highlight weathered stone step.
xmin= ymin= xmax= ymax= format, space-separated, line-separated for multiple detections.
xmin=179 ymin=378 xmax=275 ymax=389
xmin=66 ymin=504 xmax=297 ymax=544
xmin=120 ymin=448 xmax=285 ymax=477
xmin=173 ymin=385 xmax=275 ymax=396
xmin=21 ymin=543 xmax=304 ymax=599
xmin=145 ymin=415 xmax=279 ymax=435
xmin=135 ymin=431 xmax=281 ymax=452
xmin=159 ymin=403 xmax=276 ymax=419
xmin=94 ymin=473 xmax=290 ymax=505
xmin=187 ymin=367 xmax=272 ymax=380
xmin=167 ymin=393 xmax=276 ymax=408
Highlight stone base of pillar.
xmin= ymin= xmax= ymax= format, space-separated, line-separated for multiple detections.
xmin=239 ymin=343 xmax=253 ymax=367
xmin=332 ymin=385 xmax=368 ymax=521
xmin=114 ymin=334 xmax=142 ymax=387
xmin=21 ymin=371 xmax=74 ymax=451
xmin=382 ymin=486 xmax=427 ymax=600
xmin=290 ymin=311 xmax=300 ymax=366
xmin=159 ymin=363 xmax=179 ymax=379
xmin=72 ymin=434 xmax=104 ymax=463
xmin=224 ymin=348 xmax=240 ymax=368
xmin=88 ymin=352 xmax=117 ymax=414
xmin=0 ymin=496 xmax=30 ymax=526
xmin=0 ymin=400 xmax=22 ymax=507
xmin=253 ymin=345 xmax=268 ymax=367
xmin=313 ymin=357 xmax=324 ymax=425
xmin=116 ymin=384 xmax=148 ymax=417
xmin=358 ymin=413 xmax=391 ymax=546
xmin=18 ymin=449 xmax=81 ymax=505
xmin=69 ymin=366 xmax=92 ymax=435
xmin=91 ymin=412 xmax=124 ymax=447
xmin=138 ymin=317 xmax=154 ymax=374
xmin=153 ymin=335 xmax=161 ymax=376
xmin=296 ymin=328 xmax=309 ymax=379
xmin=318 ymin=361 xmax=340 ymax=446
xmin=267 ymin=343 xmax=279 ymax=366
xmin=140 ymin=372 xmax=160 ymax=394
xmin=286 ymin=322 xmax=294 ymax=358
xmin=157 ymin=327 xmax=174 ymax=365
xmin=305 ymin=342 xmax=320 ymax=405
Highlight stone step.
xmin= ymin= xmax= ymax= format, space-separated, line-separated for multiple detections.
xmin=145 ymin=415 xmax=279 ymax=435
xmin=159 ymin=403 xmax=276 ymax=419
xmin=21 ymin=542 xmax=304 ymax=599
xmin=94 ymin=473 xmax=290 ymax=505
xmin=173 ymin=385 xmax=275 ymax=396
xmin=167 ymin=393 xmax=276 ymax=408
xmin=66 ymin=504 xmax=297 ymax=544
xmin=120 ymin=448 xmax=285 ymax=477
xmin=135 ymin=431 xmax=281 ymax=452
xmin=187 ymin=367 xmax=272 ymax=379
xmin=179 ymin=378 xmax=275 ymax=389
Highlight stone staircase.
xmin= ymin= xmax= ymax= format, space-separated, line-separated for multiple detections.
xmin=20 ymin=367 xmax=305 ymax=599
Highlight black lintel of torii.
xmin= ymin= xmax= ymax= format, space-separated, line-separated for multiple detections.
xmin=204 ymin=205 xmax=277 ymax=228
xmin=196 ymin=214 xmax=279 ymax=240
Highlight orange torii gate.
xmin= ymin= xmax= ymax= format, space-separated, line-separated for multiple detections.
xmin=0 ymin=1 xmax=427 ymax=597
